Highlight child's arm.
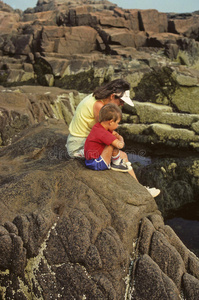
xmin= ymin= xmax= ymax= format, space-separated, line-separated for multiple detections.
xmin=112 ymin=131 xmax=124 ymax=143
xmin=111 ymin=138 xmax=124 ymax=149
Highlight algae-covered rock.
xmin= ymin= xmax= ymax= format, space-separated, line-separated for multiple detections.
xmin=133 ymin=66 xmax=179 ymax=104
xmin=119 ymin=122 xmax=199 ymax=152
xmin=175 ymin=73 xmax=198 ymax=86
xmin=135 ymin=157 xmax=199 ymax=214
xmin=150 ymin=123 xmax=198 ymax=142
xmin=45 ymin=74 xmax=54 ymax=87
xmin=192 ymin=121 xmax=199 ymax=134
xmin=119 ymin=123 xmax=149 ymax=136
xmin=55 ymin=68 xmax=102 ymax=93
xmin=160 ymin=112 xmax=199 ymax=127
xmin=121 ymin=113 xmax=139 ymax=124
xmin=171 ymin=86 xmax=199 ymax=114
xmin=134 ymin=101 xmax=173 ymax=123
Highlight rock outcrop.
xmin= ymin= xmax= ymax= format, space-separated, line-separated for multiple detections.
xmin=0 ymin=119 xmax=199 ymax=299
xmin=0 ymin=1 xmax=199 ymax=299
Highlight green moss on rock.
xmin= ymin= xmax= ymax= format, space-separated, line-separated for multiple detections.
xmin=0 ymin=70 xmax=9 ymax=85
xmin=171 ymin=87 xmax=199 ymax=114
xmin=150 ymin=123 xmax=198 ymax=142
xmin=134 ymin=101 xmax=173 ymax=123
xmin=54 ymin=69 xmax=101 ymax=93
xmin=34 ymin=58 xmax=53 ymax=86
xmin=133 ymin=67 xmax=179 ymax=106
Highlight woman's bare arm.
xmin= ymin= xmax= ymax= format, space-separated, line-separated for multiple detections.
xmin=93 ymin=101 xmax=104 ymax=122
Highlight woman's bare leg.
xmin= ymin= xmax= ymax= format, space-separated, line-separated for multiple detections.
xmin=120 ymin=150 xmax=139 ymax=182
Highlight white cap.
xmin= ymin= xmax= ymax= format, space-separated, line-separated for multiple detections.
xmin=115 ymin=90 xmax=134 ymax=107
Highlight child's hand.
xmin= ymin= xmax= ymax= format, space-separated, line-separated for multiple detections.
xmin=113 ymin=131 xmax=124 ymax=141
xmin=112 ymin=131 xmax=120 ymax=138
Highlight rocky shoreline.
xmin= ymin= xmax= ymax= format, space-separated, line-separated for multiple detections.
xmin=0 ymin=0 xmax=199 ymax=299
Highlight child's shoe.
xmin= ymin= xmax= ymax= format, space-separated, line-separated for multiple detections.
xmin=145 ymin=186 xmax=160 ymax=198
xmin=111 ymin=160 xmax=132 ymax=172
xmin=124 ymin=161 xmax=132 ymax=167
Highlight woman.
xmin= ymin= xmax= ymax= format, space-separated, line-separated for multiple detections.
xmin=66 ymin=78 xmax=134 ymax=158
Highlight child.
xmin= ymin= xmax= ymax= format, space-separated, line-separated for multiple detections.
xmin=84 ymin=103 xmax=161 ymax=197
xmin=84 ymin=103 xmax=133 ymax=172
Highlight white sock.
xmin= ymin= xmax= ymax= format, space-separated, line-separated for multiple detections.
xmin=111 ymin=152 xmax=121 ymax=165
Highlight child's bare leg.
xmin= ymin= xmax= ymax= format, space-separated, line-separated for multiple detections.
xmin=112 ymin=148 xmax=119 ymax=156
xmin=101 ymin=145 xmax=115 ymax=165
xmin=120 ymin=150 xmax=139 ymax=182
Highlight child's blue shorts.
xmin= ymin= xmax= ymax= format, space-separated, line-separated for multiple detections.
xmin=85 ymin=156 xmax=110 ymax=171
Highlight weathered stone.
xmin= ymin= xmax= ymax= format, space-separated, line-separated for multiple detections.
xmin=139 ymin=9 xmax=168 ymax=33
xmin=23 ymin=10 xmax=57 ymax=25
xmin=150 ymin=231 xmax=185 ymax=289
xmin=175 ymin=73 xmax=198 ymax=86
xmin=135 ymin=157 xmax=198 ymax=214
xmin=168 ymin=14 xmax=199 ymax=39
xmin=102 ymin=28 xmax=136 ymax=47
xmin=133 ymin=254 xmax=180 ymax=299
xmin=183 ymin=273 xmax=199 ymax=299
xmin=138 ymin=217 xmax=155 ymax=255
xmin=192 ymin=121 xmax=199 ymax=134
xmin=4 ymin=221 xmax=18 ymax=235
xmin=41 ymin=25 xmax=98 ymax=55
xmin=188 ymin=252 xmax=199 ymax=280
xmin=0 ymin=118 xmax=160 ymax=299
xmin=161 ymin=225 xmax=190 ymax=268
xmin=147 ymin=32 xmax=178 ymax=48
xmin=160 ymin=112 xmax=199 ymax=127
xmin=119 ymin=123 xmax=149 ymax=136
xmin=0 ymin=114 xmax=199 ymax=298
xmin=149 ymin=123 xmax=198 ymax=142
xmin=124 ymin=9 xmax=139 ymax=32
xmin=0 ymin=87 xmax=84 ymax=144
xmin=45 ymin=73 xmax=54 ymax=86
xmin=0 ymin=234 xmax=12 ymax=269
xmin=171 ymin=87 xmax=199 ymax=114
xmin=134 ymin=101 xmax=173 ymax=123
xmin=100 ymin=14 xmax=127 ymax=28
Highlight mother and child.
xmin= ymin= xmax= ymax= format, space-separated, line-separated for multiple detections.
xmin=66 ymin=79 xmax=160 ymax=198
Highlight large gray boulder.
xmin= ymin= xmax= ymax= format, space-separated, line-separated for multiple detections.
xmin=0 ymin=119 xmax=199 ymax=299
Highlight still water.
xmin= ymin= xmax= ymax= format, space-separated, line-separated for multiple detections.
xmin=165 ymin=202 xmax=199 ymax=257
xmin=128 ymin=153 xmax=199 ymax=258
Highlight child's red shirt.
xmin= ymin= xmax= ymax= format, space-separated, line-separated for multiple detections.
xmin=84 ymin=122 xmax=116 ymax=160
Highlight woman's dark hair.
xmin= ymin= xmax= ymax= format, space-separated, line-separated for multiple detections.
xmin=99 ymin=103 xmax=122 ymax=122
xmin=93 ymin=79 xmax=130 ymax=100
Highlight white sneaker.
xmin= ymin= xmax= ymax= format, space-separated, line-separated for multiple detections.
xmin=125 ymin=161 xmax=132 ymax=167
xmin=145 ymin=186 xmax=160 ymax=198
